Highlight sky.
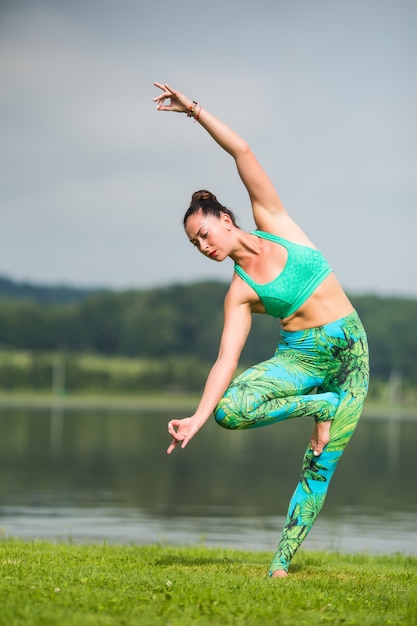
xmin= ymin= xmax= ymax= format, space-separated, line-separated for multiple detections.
xmin=1 ymin=0 xmax=416 ymax=297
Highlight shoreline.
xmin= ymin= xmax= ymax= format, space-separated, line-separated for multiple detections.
xmin=0 ymin=392 xmax=200 ymax=413
xmin=0 ymin=392 xmax=416 ymax=419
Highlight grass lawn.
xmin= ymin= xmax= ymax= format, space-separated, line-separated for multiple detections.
xmin=0 ymin=540 xmax=416 ymax=625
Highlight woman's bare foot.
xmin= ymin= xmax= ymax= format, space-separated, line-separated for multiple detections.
xmin=310 ymin=420 xmax=331 ymax=456
xmin=271 ymin=569 xmax=288 ymax=578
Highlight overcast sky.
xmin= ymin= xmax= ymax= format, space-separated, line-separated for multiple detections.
xmin=1 ymin=0 xmax=416 ymax=297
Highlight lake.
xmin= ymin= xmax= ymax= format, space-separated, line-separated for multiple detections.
xmin=1 ymin=405 xmax=416 ymax=557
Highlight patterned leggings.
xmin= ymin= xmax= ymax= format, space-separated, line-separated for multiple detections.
xmin=214 ymin=311 xmax=369 ymax=575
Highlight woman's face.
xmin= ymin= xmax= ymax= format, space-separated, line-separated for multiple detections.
xmin=184 ymin=211 xmax=232 ymax=262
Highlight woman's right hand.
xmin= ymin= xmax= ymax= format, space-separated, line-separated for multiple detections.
xmin=153 ymin=82 xmax=192 ymax=115
xmin=167 ymin=417 xmax=200 ymax=454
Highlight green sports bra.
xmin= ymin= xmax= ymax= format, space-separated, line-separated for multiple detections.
xmin=234 ymin=230 xmax=332 ymax=319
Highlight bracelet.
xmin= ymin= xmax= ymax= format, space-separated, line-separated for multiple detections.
xmin=187 ymin=100 xmax=198 ymax=118
xmin=193 ymin=104 xmax=202 ymax=123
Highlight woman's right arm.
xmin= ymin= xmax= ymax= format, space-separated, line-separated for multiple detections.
xmin=167 ymin=285 xmax=252 ymax=454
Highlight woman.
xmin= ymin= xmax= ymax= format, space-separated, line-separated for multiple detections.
xmin=153 ymin=82 xmax=369 ymax=578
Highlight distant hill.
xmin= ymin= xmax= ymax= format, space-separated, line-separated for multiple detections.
xmin=0 ymin=275 xmax=104 ymax=304
xmin=0 ymin=276 xmax=416 ymax=384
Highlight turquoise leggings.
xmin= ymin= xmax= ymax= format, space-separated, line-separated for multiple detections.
xmin=214 ymin=311 xmax=369 ymax=575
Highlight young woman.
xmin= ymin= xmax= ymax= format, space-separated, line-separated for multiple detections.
xmin=153 ymin=82 xmax=369 ymax=578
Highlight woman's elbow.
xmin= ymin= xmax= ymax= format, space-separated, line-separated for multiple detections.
xmin=236 ymin=141 xmax=252 ymax=159
xmin=215 ymin=354 xmax=240 ymax=374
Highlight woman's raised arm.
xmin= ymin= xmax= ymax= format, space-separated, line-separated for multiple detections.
xmin=153 ymin=82 xmax=287 ymax=231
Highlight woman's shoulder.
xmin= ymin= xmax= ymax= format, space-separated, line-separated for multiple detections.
xmin=255 ymin=214 xmax=317 ymax=249
xmin=226 ymin=273 xmax=265 ymax=314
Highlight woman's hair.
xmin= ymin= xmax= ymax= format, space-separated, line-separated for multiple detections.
xmin=183 ymin=190 xmax=239 ymax=228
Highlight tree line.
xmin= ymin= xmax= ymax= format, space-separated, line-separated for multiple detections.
xmin=0 ymin=277 xmax=416 ymax=389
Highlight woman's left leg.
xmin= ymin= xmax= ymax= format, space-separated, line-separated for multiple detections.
xmin=214 ymin=311 xmax=369 ymax=576
xmin=268 ymin=313 xmax=369 ymax=575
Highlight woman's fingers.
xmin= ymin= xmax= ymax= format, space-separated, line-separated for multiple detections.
xmin=153 ymin=82 xmax=171 ymax=109
xmin=167 ymin=420 xmax=181 ymax=454
xmin=167 ymin=418 xmax=193 ymax=453
xmin=167 ymin=438 xmax=179 ymax=454
xmin=153 ymin=82 xmax=175 ymax=101
xmin=168 ymin=419 xmax=180 ymax=436
xmin=168 ymin=420 xmax=187 ymax=441
xmin=153 ymin=82 xmax=186 ymax=113
xmin=167 ymin=435 xmax=190 ymax=454
xmin=153 ymin=81 xmax=172 ymax=94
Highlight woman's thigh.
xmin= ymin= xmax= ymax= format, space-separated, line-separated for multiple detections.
xmin=214 ymin=346 xmax=333 ymax=429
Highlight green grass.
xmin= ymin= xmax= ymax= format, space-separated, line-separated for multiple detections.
xmin=0 ymin=349 xmax=147 ymax=372
xmin=0 ymin=540 xmax=416 ymax=625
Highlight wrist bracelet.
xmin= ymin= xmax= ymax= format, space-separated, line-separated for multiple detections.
xmin=193 ymin=105 xmax=202 ymax=123
xmin=187 ymin=100 xmax=198 ymax=117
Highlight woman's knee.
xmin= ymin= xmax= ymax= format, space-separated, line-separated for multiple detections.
xmin=214 ymin=398 xmax=241 ymax=430
xmin=214 ymin=409 xmax=237 ymax=430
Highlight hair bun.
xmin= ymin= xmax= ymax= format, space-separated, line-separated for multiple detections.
xmin=184 ymin=189 xmax=238 ymax=228
xmin=191 ymin=189 xmax=217 ymax=203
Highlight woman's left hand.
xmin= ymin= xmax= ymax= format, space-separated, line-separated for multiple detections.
xmin=153 ymin=82 xmax=192 ymax=114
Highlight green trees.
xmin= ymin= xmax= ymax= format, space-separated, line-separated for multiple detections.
xmin=0 ymin=278 xmax=416 ymax=394
xmin=352 ymin=295 xmax=417 ymax=381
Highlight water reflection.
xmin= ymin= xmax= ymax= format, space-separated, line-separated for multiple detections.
xmin=0 ymin=407 xmax=416 ymax=555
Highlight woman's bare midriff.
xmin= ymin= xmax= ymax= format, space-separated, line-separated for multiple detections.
xmin=280 ymin=273 xmax=354 ymax=332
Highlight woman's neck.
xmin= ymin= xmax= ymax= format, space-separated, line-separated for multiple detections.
xmin=230 ymin=230 xmax=262 ymax=267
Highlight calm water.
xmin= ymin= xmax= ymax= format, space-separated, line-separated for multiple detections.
xmin=1 ymin=406 xmax=416 ymax=556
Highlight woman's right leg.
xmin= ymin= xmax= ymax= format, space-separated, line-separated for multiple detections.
xmin=214 ymin=349 xmax=338 ymax=430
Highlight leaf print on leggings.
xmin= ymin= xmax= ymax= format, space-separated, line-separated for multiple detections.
xmin=213 ymin=311 xmax=369 ymax=575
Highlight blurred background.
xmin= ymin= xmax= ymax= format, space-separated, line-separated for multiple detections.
xmin=1 ymin=0 xmax=416 ymax=295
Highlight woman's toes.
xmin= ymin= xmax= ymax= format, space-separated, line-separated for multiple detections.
xmin=311 ymin=420 xmax=331 ymax=456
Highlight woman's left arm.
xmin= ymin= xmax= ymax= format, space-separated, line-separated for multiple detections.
xmin=153 ymin=82 xmax=289 ymax=232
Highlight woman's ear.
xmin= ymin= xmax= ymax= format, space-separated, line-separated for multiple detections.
xmin=222 ymin=213 xmax=232 ymax=231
